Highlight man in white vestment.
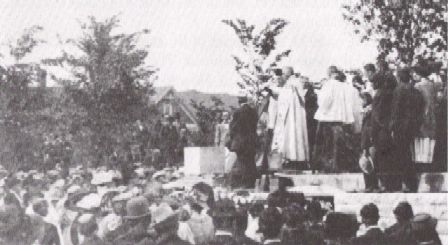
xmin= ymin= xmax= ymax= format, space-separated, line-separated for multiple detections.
xmin=271 ymin=67 xmax=309 ymax=167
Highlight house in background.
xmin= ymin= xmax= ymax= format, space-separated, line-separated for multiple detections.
xmin=149 ymin=86 xmax=238 ymax=131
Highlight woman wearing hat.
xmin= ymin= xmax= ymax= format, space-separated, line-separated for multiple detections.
xmin=412 ymin=64 xmax=438 ymax=167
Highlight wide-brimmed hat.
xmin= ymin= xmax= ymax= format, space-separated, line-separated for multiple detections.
xmin=67 ymin=185 xmax=81 ymax=195
xmin=91 ymin=172 xmax=114 ymax=185
xmin=412 ymin=213 xmax=438 ymax=232
xmin=124 ymin=196 xmax=151 ymax=220
xmin=112 ymin=192 xmax=133 ymax=203
xmin=76 ymin=193 xmax=102 ymax=210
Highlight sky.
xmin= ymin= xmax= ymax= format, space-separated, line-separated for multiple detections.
xmin=0 ymin=0 xmax=377 ymax=94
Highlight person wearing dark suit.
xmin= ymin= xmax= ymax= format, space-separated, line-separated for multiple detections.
xmin=390 ymin=68 xmax=424 ymax=192
xmin=228 ymin=96 xmax=258 ymax=189
xmin=160 ymin=116 xmax=179 ymax=168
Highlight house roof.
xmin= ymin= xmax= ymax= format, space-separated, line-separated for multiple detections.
xmin=176 ymin=89 xmax=239 ymax=111
xmin=151 ymin=86 xmax=175 ymax=104
xmin=150 ymin=87 xmax=239 ymax=125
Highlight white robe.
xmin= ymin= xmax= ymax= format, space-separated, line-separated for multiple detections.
xmin=271 ymin=78 xmax=309 ymax=162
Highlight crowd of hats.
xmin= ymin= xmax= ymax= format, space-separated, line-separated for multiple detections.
xmin=0 ymin=163 xmax=443 ymax=244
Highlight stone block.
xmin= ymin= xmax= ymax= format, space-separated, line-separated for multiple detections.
xmin=183 ymin=147 xmax=225 ymax=175
xmin=276 ymin=172 xmax=448 ymax=193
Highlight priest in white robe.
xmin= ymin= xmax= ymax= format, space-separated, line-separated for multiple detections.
xmin=271 ymin=67 xmax=309 ymax=167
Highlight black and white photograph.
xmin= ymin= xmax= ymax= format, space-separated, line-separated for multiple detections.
xmin=0 ymin=0 xmax=447 ymax=244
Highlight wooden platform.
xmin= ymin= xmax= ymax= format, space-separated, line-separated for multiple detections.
xmin=275 ymin=172 xmax=448 ymax=193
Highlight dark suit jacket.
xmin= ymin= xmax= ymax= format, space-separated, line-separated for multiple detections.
xmin=351 ymin=227 xmax=385 ymax=245
xmin=229 ymin=103 xmax=258 ymax=153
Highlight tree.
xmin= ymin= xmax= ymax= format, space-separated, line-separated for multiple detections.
xmin=0 ymin=26 xmax=51 ymax=171
xmin=45 ymin=16 xmax=158 ymax=166
xmin=223 ymin=19 xmax=291 ymax=104
xmin=342 ymin=0 xmax=447 ymax=67
xmin=190 ymin=96 xmax=225 ymax=146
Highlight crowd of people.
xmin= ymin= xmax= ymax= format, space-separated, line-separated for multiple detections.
xmin=0 ymin=164 xmax=443 ymax=245
xmin=222 ymin=60 xmax=446 ymax=191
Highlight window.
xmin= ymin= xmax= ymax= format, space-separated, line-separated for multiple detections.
xmin=163 ymin=102 xmax=173 ymax=115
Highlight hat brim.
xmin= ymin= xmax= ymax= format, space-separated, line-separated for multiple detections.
xmin=124 ymin=212 xmax=151 ymax=220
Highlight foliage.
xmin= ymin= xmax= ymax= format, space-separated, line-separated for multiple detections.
xmin=223 ymin=18 xmax=291 ymax=104
xmin=342 ymin=0 xmax=447 ymax=66
xmin=189 ymin=96 xmax=225 ymax=146
xmin=0 ymin=26 xmax=52 ymax=171
xmin=45 ymin=16 xmax=158 ymax=166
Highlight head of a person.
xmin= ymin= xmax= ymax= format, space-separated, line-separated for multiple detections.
xmin=167 ymin=116 xmax=175 ymax=125
xmin=221 ymin=111 xmax=230 ymax=122
xmin=352 ymin=75 xmax=364 ymax=91
xmin=335 ymin=71 xmax=347 ymax=82
xmin=278 ymin=177 xmax=294 ymax=192
xmin=288 ymin=192 xmax=306 ymax=207
xmin=393 ymin=201 xmax=414 ymax=223
xmin=112 ymin=200 xmax=127 ymax=216
xmin=324 ymin=212 xmax=359 ymax=240
xmin=360 ymin=203 xmax=380 ymax=226
xmin=248 ymin=201 xmax=264 ymax=218
xmin=413 ymin=65 xmax=431 ymax=81
xmin=238 ymin=95 xmax=248 ymax=105
xmin=192 ymin=182 xmax=214 ymax=209
xmin=282 ymin=66 xmax=294 ymax=81
xmin=211 ymin=198 xmax=236 ymax=231
xmin=397 ymin=67 xmax=412 ymax=84
xmin=189 ymin=201 xmax=204 ymax=215
xmin=178 ymin=208 xmax=191 ymax=222
xmin=258 ymin=207 xmax=283 ymax=239
xmin=307 ymin=200 xmax=325 ymax=222
xmin=364 ymin=64 xmax=377 ymax=81
xmin=283 ymin=203 xmax=306 ymax=228
xmin=125 ymin=196 xmax=152 ymax=227
xmin=327 ymin=66 xmax=339 ymax=79
xmin=376 ymin=60 xmax=389 ymax=73
xmin=32 ymin=199 xmax=49 ymax=217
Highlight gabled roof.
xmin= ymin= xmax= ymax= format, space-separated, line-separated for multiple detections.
xmin=150 ymin=87 xmax=239 ymax=126
xmin=151 ymin=86 xmax=175 ymax=104
xmin=176 ymin=90 xmax=238 ymax=111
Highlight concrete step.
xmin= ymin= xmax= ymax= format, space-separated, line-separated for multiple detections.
xmin=275 ymin=172 xmax=448 ymax=193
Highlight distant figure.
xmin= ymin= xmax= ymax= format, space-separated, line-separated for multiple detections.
xmin=215 ymin=111 xmax=237 ymax=173
xmin=228 ymin=95 xmax=258 ymax=189
xmin=413 ymin=64 xmax=438 ymax=166
xmin=160 ymin=116 xmax=179 ymax=168
xmin=367 ymin=63 xmax=398 ymax=191
xmin=313 ymin=66 xmax=356 ymax=173
xmin=390 ymin=68 xmax=424 ymax=192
